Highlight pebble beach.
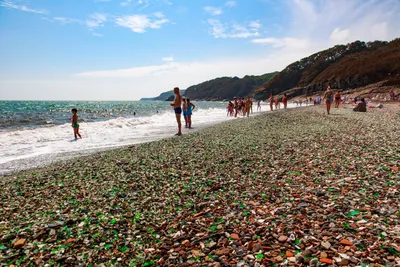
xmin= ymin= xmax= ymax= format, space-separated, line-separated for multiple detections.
xmin=1 ymin=104 xmax=399 ymax=266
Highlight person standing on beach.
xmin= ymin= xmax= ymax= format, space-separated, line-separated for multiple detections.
xmin=269 ymin=93 xmax=274 ymax=111
xmin=182 ymin=98 xmax=188 ymax=128
xmin=71 ymin=108 xmax=82 ymax=140
xmin=170 ymin=87 xmax=182 ymax=135
xmin=282 ymin=94 xmax=288 ymax=109
xmin=334 ymin=91 xmax=341 ymax=108
xmin=234 ymin=97 xmax=239 ymax=117
xmin=186 ymin=99 xmax=195 ymax=129
xmin=323 ymin=86 xmax=334 ymax=115
xmin=245 ymin=96 xmax=251 ymax=117
xmin=257 ymin=100 xmax=261 ymax=111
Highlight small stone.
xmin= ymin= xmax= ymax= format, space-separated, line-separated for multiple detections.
xmin=215 ymin=248 xmax=231 ymax=255
xmin=340 ymin=239 xmax=353 ymax=246
xmin=278 ymin=235 xmax=288 ymax=242
xmin=288 ymin=257 xmax=296 ymax=262
xmin=296 ymin=255 xmax=305 ymax=263
xmin=275 ymin=256 xmax=283 ymax=262
xmin=321 ymin=252 xmax=328 ymax=258
xmin=252 ymin=243 xmax=262 ymax=252
xmin=245 ymin=254 xmax=255 ymax=260
xmin=320 ymin=258 xmax=333 ymax=264
xmin=230 ymin=233 xmax=239 ymax=240
xmin=339 ymin=259 xmax=349 ymax=266
xmin=182 ymin=240 xmax=190 ymax=247
xmin=286 ymin=251 xmax=294 ymax=257
xmin=13 ymin=239 xmax=26 ymax=248
xmin=339 ymin=253 xmax=350 ymax=259
xmin=208 ymin=241 xmax=217 ymax=248
xmin=321 ymin=241 xmax=331 ymax=249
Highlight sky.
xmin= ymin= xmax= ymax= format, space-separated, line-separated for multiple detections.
xmin=0 ymin=0 xmax=399 ymax=100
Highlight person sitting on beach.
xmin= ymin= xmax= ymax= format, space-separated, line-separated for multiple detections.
xmin=186 ymin=99 xmax=195 ymax=129
xmin=353 ymin=98 xmax=367 ymax=112
xmin=323 ymin=86 xmax=334 ymax=115
xmin=269 ymin=93 xmax=274 ymax=111
xmin=282 ymin=94 xmax=288 ymax=109
xmin=170 ymin=87 xmax=182 ymax=135
xmin=71 ymin=108 xmax=82 ymax=140
xmin=182 ymin=98 xmax=188 ymax=128
xmin=334 ymin=91 xmax=341 ymax=108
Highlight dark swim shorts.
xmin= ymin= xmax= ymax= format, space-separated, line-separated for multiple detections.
xmin=174 ymin=107 xmax=182 ymax=114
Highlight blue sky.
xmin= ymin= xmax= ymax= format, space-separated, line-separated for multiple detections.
xmin=1 ymin=0 xmax=399 ymax=100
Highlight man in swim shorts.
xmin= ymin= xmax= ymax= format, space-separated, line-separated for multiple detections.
xmin=323 ymin=86 xmax=334 ymax=115
xmin=170 ymin=87 xmax=182 ymax=135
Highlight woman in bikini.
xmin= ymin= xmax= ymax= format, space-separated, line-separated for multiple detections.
xmin=323 ymin=86 xmax=334 ymax=115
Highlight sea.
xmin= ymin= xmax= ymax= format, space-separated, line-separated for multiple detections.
xmin=1 ymin=100 xmax=282 ymax=175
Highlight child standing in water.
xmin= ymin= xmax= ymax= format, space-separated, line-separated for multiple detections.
xmin=71 ymin=108 xmax=82 ymax=139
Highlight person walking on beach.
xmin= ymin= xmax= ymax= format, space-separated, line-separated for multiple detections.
xmin=182 ymin=98 xmax=188 ymax=128
xmin=234 ymin=97 xmax=239 ymax=117
xmin=269 ymin=93 xmax=274 ymax=111
xmin=170 ymin=87 xmax=182 ymax=135
xmin=71 ymin=108 xmax=82 ymax=140
xmin=186 ymin=99 xmax=195 ymax=129
xmin=282 ymin=93 xmax=288 ymax=109
xmin=245 ymin=96 xmax=251 ymax=117
xmin=257 ymin=100 xmax=261 ymax=112
xmin=334 ymin=91 xmax=341 ymax=108
xmin=275 ymin=98 xmax=280 ymax=109
xmin=323 ymin=86 xmax=334 ymax=115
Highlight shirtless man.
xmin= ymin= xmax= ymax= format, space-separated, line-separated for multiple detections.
xmin=170 ymin=87 xmax=182 ymax=135
xmin=233 ymin=97 xmax=239 ymax=117
xmin=245 ymin=96 xmax=252 ymax=117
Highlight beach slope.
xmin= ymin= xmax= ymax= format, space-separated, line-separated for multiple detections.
xmin=1 ymin=105 xmax=399 ymax=266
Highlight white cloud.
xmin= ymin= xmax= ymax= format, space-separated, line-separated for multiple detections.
xmin=204 ymin=6 xmax=222 ymax=16
xmin=51 ymin=17 xmax=82 ymax=25
xmin=0 ymin=0 xmax=47 ymax=14
xmin=330 ymin=28 xmax=350 ymax=43
xmin=225 ymin=1 xmax=236 ymax=8
xmin=162 ymin=56 xmax=174 ymax=62
xmin=208 ymin=19 xmax=261 ymax=38
xmin=86 ymin=13 xmax=107 ymax=28
xmin=92 ymin=32 xmax=104 ymax=37
xmin=120 ymin=0 xmax=132 ymax=6
xmin=114 ymin=13 xmax=168 ymax=33
xmin=286 ymin=0 xmax=400 ymax=45
xmin=251 ymin=37 xmax=309 ymax=50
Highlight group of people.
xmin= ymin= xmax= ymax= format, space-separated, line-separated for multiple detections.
xmin=170 ymin=87 xmax=196 ymax=136
xmin=226 ymin=96 xmax=253 ymax=117
xmin=323 ymin=86 xmax=369 ymax=114
xmin=268 ymin=93 xmax=288 ymax=111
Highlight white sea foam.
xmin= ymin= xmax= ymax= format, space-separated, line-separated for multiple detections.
xmin=0 ymin=102 xmax=306 ymax=175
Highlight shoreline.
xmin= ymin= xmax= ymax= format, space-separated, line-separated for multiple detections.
xmin=1 ymin=105 xmax=398 ymax=266
xmin=0 ymin=105 xmax=270 ymax=176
